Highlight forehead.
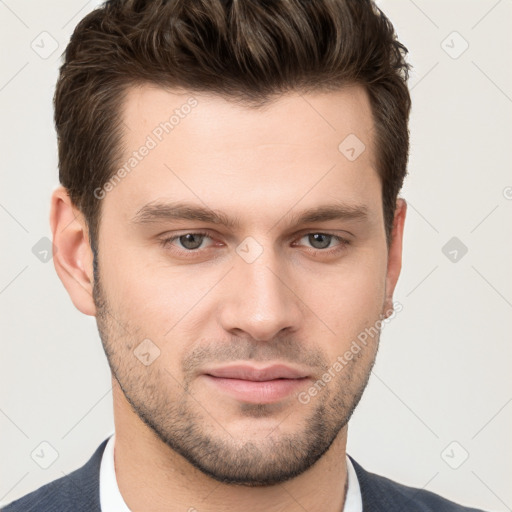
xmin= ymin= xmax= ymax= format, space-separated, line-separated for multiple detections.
xmin=121 ymin=84 xmax=375 ymax=153
xmin=105 ymin=84 xmax=381 ymax=228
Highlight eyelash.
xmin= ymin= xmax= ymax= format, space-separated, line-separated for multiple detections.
xmin=158 ymin=231 xmax=350 ymax=258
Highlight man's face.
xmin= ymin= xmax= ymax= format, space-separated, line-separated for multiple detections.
xmin=92 ymin=84 xmax=400 ymax=486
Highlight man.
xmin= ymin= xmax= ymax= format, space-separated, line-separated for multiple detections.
xmin=2 ymin=0 xmax=487 ymax=511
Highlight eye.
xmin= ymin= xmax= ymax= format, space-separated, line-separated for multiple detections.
xmin=159 ymin=231 xmax=350 ymax=257
xmin=160 ymin=231 xmax=213 ymax=252
xmin=294 ymin=232 xmax=350 ymax=254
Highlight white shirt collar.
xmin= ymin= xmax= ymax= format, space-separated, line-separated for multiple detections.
xmin=99 ymin=431 xmax=131 ymax=512
xmin=99 ymin=432 xmax=362 ymax=511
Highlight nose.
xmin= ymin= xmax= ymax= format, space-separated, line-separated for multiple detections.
xmin=218 ymin=247 xmax=304 ymax=342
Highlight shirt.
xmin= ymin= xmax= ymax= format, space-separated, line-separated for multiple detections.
xmin=99 ymin=432 xmax=362 ymax=511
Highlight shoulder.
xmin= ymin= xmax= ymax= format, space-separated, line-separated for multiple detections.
xmin=348 ymin=455 xmax=488 ymax=512
xmin=1 ymin=438 xmax=109 ymax=512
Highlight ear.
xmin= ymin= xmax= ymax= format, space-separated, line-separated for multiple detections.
xmin=383 ymin=198 xmax=407 ymax=317
xmin=49 ymin=186 xmax=97 ymax=316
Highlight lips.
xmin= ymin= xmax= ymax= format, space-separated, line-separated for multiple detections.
xmin=204 ymin=364 xmax=309 ymax=382
xmin=201 ymin=364 xmax=311 ymax=403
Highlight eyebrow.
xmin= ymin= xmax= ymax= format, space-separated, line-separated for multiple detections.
xmin=130 ymin=200 xmax=369 ymax=230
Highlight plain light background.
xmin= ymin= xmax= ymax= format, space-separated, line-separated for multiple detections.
xmin=1 ymin=0 xmax=511 ymax=510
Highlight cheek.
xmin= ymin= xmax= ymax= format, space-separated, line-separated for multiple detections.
xmin=99 ymin=243 xmax=218 ymax=338
xmin=302 ymin=252 xmax=387 ymax=345
xmin=99 ymin=223 xmax=388 ymax=346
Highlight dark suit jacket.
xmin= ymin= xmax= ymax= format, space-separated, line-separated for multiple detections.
xmin=2 ymin=437 xmax=487 ymax=511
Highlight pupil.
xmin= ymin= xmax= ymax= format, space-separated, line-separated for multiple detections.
xmin=310 ymin=233 xmax=330 ymax=249
xmin=178 ymin=234 xmax=332 ymax=251
xmin=181 ymin=234 xmax=203 ymax=250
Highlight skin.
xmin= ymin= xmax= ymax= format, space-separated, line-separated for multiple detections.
xmin=50 ymin=83 xmax=406 ymax=512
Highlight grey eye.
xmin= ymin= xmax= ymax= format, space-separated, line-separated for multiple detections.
xmin=177 ymin=233 xmax=208 ymax=250
xmin=305 ymin=233 xmax=334 ymax=250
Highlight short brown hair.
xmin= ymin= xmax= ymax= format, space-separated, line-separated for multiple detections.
xmin=54 ymin=0 xmax=411 ymax=253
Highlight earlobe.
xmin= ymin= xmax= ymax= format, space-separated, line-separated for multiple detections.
xmin=383 ymin=198 xmax=407 ymax=315
xmin=49 ymin=186 xmax=97 ymax=316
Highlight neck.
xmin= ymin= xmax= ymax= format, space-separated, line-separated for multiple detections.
xmin=112 ymin=379 xmax=349 ymax=512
